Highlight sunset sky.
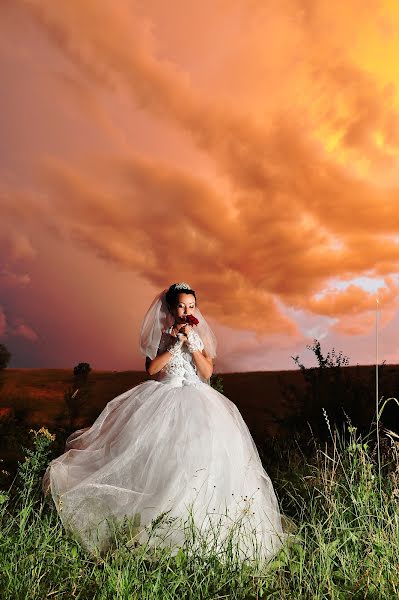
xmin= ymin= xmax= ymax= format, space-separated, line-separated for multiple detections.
xmin=1 ymin=0 xmax=399 ymax=373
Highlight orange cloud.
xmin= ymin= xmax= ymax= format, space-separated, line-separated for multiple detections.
xmin=305 ymin=276 xmax=397 ymax=316
xmin=9 ymin=320 xmax=39 ymax=341
xmin=2 ymin=0 xmax=399 ymax=359
xmin=0 ymin=306 xmax=38 ymax=342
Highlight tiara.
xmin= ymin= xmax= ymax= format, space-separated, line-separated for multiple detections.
xmin=173 ymin=282 xmax=192 ymax=290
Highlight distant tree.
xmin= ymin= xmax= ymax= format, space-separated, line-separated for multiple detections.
xmin=73 ymin=362 xmax=91 ymax=382
xmin=0 ymin=344 xmax=11 ymax=369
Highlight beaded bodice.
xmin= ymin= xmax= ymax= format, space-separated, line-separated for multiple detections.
xmin=155 ymin=326 xmax=205 ymax=386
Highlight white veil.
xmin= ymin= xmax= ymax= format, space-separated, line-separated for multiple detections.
xmin=139 ymin=286 xmax=217 ymax=360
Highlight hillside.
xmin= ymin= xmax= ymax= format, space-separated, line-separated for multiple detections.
xmin=1 ymin=364 xmax=399 ymax=439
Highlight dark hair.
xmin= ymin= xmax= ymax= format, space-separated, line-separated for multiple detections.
xmin=165 ymin=283 xmax=197 ymax=313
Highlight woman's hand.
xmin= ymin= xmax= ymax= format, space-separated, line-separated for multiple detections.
xmin=172 ymin=322 xmax=191 ymax=339
xmin=179 ymin=323 xmax=191 ymax=338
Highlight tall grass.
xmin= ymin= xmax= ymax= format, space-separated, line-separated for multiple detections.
xmin=2 ymin=401 xmax=399 ymax=599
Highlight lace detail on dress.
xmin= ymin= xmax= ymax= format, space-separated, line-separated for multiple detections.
xmin=156 ymin=328 xmax=204 ymax=383
xmin=186 ymin=328 xmax=204 ymax=353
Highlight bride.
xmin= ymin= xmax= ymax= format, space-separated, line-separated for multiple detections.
xmin=43 ymin=282 xmax=287 ymax=561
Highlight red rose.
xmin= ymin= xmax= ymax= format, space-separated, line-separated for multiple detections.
xmin=184 ymin=314 xmax=199 ymax=326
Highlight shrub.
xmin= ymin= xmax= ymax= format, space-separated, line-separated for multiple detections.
xmin=73 ymin=362 xmax=91 ymax=382
xmin=210 ymin=373 xmax=224 ymax=393
xmin=0 ymin=343 xmax=11 ymax=369
xmin=14 ymin=427 xmax=56 ymax=506
xmin=281 ymin=339 xmax=374 ymax=440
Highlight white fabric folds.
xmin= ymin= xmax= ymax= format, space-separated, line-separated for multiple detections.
xmin=43 ymin=296 xmax=286 ymax=563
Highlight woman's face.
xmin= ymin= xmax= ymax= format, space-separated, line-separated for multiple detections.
xmin=172 ymin=293 xmax=196 ymax=321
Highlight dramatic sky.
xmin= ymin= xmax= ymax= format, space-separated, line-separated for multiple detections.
xmin=1 ymin=0 xmax=399 ymax=372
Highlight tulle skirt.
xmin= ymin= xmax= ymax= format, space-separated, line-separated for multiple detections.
xmin=43 ymin=379 xmax=286 ymax=563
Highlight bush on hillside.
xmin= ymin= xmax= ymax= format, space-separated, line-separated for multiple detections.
xmin=0 ymin=344 xmax=11 ymax=370
xmin=73 ymin=362 xmax=91 ymax=382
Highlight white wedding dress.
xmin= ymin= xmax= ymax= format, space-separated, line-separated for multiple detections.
xmin=43 ymin=327 xmax=286 ymax=562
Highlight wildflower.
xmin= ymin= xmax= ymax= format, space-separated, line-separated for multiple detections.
xmin=29 ymin=427 xmax=56 ymax=442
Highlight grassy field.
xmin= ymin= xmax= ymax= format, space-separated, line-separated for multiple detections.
xmin=1 ymin=365 xmax=399 ymax=597
xmin=1 ymin=409 xmax=399 ymax=599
